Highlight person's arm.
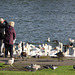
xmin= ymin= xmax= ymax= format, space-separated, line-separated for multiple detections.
xmin=0 ymin=20 xmax=8 ymax=28
xmin=4 ymin=20 xmax=8 ymax=26
xmin=13 ymin=28 xmax=16 ymax=40
xmin=0 ymin=23 xmax=5 ymax=28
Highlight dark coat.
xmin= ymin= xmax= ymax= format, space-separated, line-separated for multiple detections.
xmin=0 ymin=21 xmax=8 ymax=40
xmin=4 ymin=25 xmax=16 ymax=45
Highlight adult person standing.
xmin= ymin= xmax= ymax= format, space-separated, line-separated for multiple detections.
xmin=0 ymin=18 xmax=8 ymax=56
xmin=4 ymin=21 xmax=16 ymax=58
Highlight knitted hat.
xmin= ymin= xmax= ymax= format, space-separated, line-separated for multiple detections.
xmin=9 ymin=21 xmax=15 ymax=27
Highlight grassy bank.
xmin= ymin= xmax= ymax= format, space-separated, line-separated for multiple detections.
xmin=0 ymin=65 xmax=75 ymax=75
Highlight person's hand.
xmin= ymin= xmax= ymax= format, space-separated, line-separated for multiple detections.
xmin=4 ymin=20 xmax=5 ymax=22
xmin=3 ymin=20 xmax=5 ymax=23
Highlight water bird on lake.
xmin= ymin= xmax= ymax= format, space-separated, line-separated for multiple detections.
xmin=69 ymin=38 xmax=75 ymax=43
xmin=52 ymin=40 xmax=59 ymax=44
xmin=47 ymin=37 xmax=50 ymax=42
xmin=63 ymin=44 xmax=73 ymax=48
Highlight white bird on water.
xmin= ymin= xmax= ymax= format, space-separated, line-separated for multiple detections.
xmin=47 ymin=37 xmax=50 ymax=42
xmin=69 ymin=38 xmax=75 ymax=43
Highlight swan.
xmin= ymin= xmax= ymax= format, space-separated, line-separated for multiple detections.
xmin=69 ymin=38 xmax=75 ymax=43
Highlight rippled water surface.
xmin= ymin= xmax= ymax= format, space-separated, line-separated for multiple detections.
xmin=0 ymin=0 xmax=75 ymax=46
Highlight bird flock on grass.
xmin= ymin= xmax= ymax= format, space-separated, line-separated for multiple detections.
xmin=4 ymin=37 xmax=75 ymax=66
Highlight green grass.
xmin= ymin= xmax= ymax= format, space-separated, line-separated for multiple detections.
xmin=0 ymin=65 xmax=75 ymax=75
xmin=0 ymin=63 xmax=9 ymax=69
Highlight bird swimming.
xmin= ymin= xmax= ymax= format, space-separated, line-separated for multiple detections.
xmin=47 ymin=37 xmax=50 ymax=42
xmin=69 ymin=38 xmax=75 ymax=43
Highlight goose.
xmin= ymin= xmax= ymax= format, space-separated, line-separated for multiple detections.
xmin=63 ymin=44 xmax=73 ymax=48
xmin=52 ymin=40 xmax=59 ymax=44
xmin=21 ymin=52 xmax=27 ymax=61
xmin=21 ymin=42 xmax=27 ymax=60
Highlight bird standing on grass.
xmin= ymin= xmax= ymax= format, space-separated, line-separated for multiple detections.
xmin=5 ymin=58 xmax=14 ymax=65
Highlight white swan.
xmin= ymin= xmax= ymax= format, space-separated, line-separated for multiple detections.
xmin=69 ymin=38 xmax=75 ymax=43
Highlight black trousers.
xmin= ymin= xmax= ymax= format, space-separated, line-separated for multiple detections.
xmin=0 ymin=40 xmax=3 ymax=54
xmin=5 ymin=44 xmax=13 ymax=58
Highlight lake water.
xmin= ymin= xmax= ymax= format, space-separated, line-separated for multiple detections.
xmin=0 ymin=0 xmax=75 ymax=47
